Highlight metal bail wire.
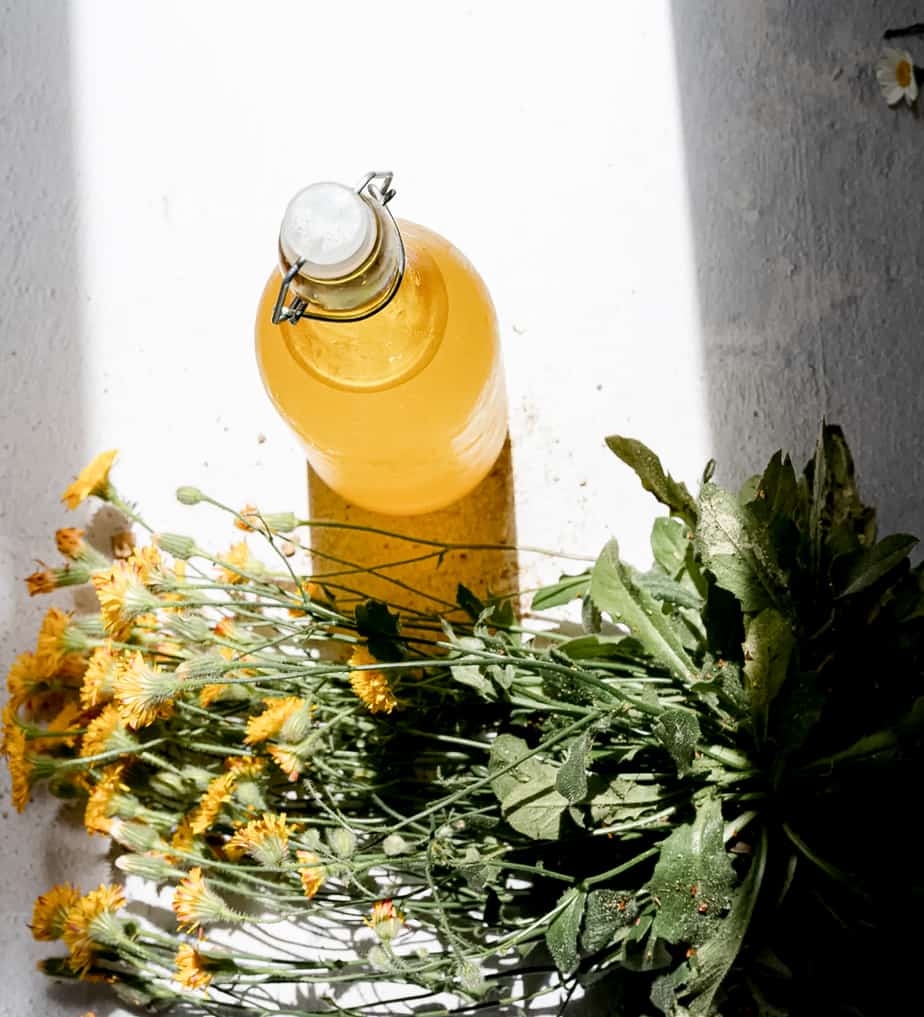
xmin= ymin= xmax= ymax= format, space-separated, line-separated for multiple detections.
xmin=271 ymin=171 xmax=405 ymax=326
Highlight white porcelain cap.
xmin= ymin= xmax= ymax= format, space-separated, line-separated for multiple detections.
xmin=279 ymin=182 xmax=377 ymax=280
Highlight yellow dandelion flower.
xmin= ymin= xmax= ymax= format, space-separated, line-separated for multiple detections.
xmin=84 ymin=763 xmax=129 ymax=835
xmin=6 ymin=651 xmax=44 ymax=703
xmin=80 ymin=644 xmax=118 ymax=709
xmin=172 ymin=867 xmax=236 ymax=932
xmin=217 ymin=541 xmax=252 ymax=585
xmin=92 ymin=559 xmax=159 ymax=640
xmin=32 ymin=700 xmax=84 ymax=753
xmin=4 ymin=724 xmax=31 ymax=811
xmin=25 ymin=569 xmax=58 ymax=596
xmin=170 ymin=815 xmax=198 ymax=858
xmin=61 ymin=450 xmax=118 ymax=510
xmin=61 ymin=883 xmax=125 ymax=973
xmin=349 ymin=647 xmax=397 ymax=715
xmin=35 ymin=607 xmax=72 ymax=671
xmin=267 ymin=744 xmax=304 ymax=782
xmin=31 ymin=883 xmax=82 ymax=941
xmin=80 ymin=703 xmax=133 ymax=759
xmin=189 ymin=773 xmax=237 ymax=835
xmin=225 ymin=812 xmax=290 ymax=866
xmin=55 ymin=527 xmax=86 ymax=558
xmin=213 ymin=617 xmax=242 ymax=640
xmin=287 ymin=581 xmax=324 ymax=617
xmin=174 ymin=942 xmax=213 ymax=991
xmin=364 ymin=898 xmax=405 ymax=940
xmin=58 ymin=652 xmax=88 ymax=686
xmin=113 ymin=650 xmax=177 ymax=729
xmin=224 ymin=755 xmax=265 ymax=779
xmin=295 ymin=850 xmax=325 ymax=899
xmin=234 ymin=504 xmax=260 ymax=531
xmin=244 ymin=697 xmax=306 ymax=745
xmin=198 ymin=683 xmax=228 ymax=707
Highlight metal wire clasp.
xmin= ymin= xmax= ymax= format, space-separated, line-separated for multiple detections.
xmin=271 ymin=171 xmax=403 ymax=326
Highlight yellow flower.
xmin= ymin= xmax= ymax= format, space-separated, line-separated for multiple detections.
xmin=170 ymin=815 xmax=198 ymax=858
xmin=80 ymin=643 xmax=118 ymax=709
xmin=295 ymin=850 xmax=325 ymax=899
xmin=234 ymin=504 xmax=260 ymax=531
xmin=25 ymin=569 xmax=58 ymax=596
xmin=172 ymin=867 xmax=236 ymax=932
xmin=61 ymin=450 xmax=118 ymax=510
xmin=80 ymin=703 xmax=134 ymax=758
xmin=224 ymin=755 xmax=265 ymax=779
xmin=62 ymin=883 xmax=125 ymax=973
xmin=84 ymin=763 xmax=129 ymax=835
xmin=363 ymin=898 xmax=405 ymax=940
xmin=32 ymin=700 xmax=84 ymax=752
xmin=92 ymin=559 xmax=159 ymax=640
xmin=35 ymin=607 xmax=71 ymax=671
xmin=217 ymin=540 xmax=254 ymax=585
xmin=349 ymin=647 xmax=398 ymax=715
xmin=174 ymin=942 xmax=214 ymax=991
xmin=199 ymin=683 xmax=228 ymax=707
xmin=6 ymin=651 xmax=46 ymax=703
xmin=31 ymin=883 xmax=82 ymax=941
xmin=55 ymin=527 xmax=86 ymax=558
xmin=189 ymin=773 xmax=237 ymax=835
xmin=113 ymin=650 xmax=177 ymax=729
xmin=267 ymin=744 xmax=304 ymax=782
xmin=4 ymin=723 xmax=31 ymax=811
xmin=244 ymin=697 xmax=307 ymax=745
xmin=225 ymin=812 xmax=290 ymax=866
xmin=110 ymin=529 xmax=136 ymax=559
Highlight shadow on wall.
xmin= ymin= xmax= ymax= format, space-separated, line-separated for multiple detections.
xmin=671 ymin=1 xmax=924 ymax=535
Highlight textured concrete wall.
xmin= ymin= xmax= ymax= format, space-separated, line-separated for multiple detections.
xmin=672 ymin=0 xmax=924 ymax=538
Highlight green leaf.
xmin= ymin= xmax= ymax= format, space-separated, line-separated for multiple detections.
xmin=653 ymin=709 xmax=701 ymax=776
xmin=835 ymin=533 xmax=917 ymax=598
xmin=635 ymin=569 xmax=704 ymax=611
xmin=590 ymin=540 xmax=697 ymax=680
xmin=581 ymin=890 xmax=638 ymax=952
xmin=450 ymin=664 xmax=497 ymax=702
xmin=648 ymin=795 xmax=736 ymax=946
xmin=488 ymin=734 xmax=568 ymax=840
xmin=589 ymin=776 xmax=663 ymax=825
xmin=556 ymin=732 xmax=592 ymax=804
xmin=677 ymin=830 xmax=767 ymax=1016
xmin=557 ymin=633 xmax=647 ymax=661
xmin=531 ymin=573 xmax=591 ymax=611
xmin=743 ymin=608 xmax=794 ymax=743
xmin=695 ymin=483 xmax=790 ymax=615
xmin=545 ymin=888 xmax=586 ymax=974
xmin=651 ymin=516 xmax=691 ymax=577
xmin=606 ymin=435 xmax=698 ymax=527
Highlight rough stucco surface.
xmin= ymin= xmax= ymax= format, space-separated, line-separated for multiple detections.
xmin=672 ymin=0 xmax=924 ymax=537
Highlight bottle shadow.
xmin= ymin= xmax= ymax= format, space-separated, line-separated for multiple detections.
xmin=305 ymin=437 xmax=519 ymax=619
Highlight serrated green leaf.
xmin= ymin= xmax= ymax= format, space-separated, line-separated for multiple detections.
xmin=450 ymin=664 xmax=496 ymax=701
xmin=488 ymin=734 xmax=568 ymax=840
xmin=695 ymin=483 xmax=790 ymax=615
xmin=589 ymin=776 xmax=663 ymax=825
xmin=606 ymin=435 xmax=698 ymax=527
xmin=556 ymin=732 xmax=592 ymax=804
xmin=531 ymin=573 xmax=591 ymax=611
xmin=546 ymin=888 xmax=586 ymax=974
xmin=557 ymin=633 xmax=647 ymax=661
xmin=835 ymin=533 xmax=917 ymax=598
xmin=653 ymin=709 xmax=701 ymax=776
xmin=648 ymin=795 xmax=736 ymax=946
xmin=743 ymin=608 xmax=794 ymax=743
xmin=590 ymin=540 xmax=697 ymax=680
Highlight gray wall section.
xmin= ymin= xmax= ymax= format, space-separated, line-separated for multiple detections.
xmin=671 ymin=1 xmax=923 ymax=538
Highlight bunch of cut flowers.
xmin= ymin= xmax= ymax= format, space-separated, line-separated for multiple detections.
xmin=4 ymin=427 xmax=922 ymax=1017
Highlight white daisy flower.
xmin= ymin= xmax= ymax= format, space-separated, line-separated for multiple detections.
xmin=876 ymin=47 xmax=918 ymax=106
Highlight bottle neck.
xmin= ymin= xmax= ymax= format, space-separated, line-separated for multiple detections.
xmin=278 ymin=194 xmax=403 ymax=321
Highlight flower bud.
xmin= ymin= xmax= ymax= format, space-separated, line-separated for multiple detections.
xmin=156 ymin=533 xmax=198 ymax=559
xmin=367 ymin=944 xmax=394 ymax=973
xmin=327 ymin=827 xmax=356 ymax=859
xmin=383 ymin=833 xmax=409 ymax=856
xmin=458 ymin=961 xmax=488 ymax=999
xmin=115 ymin=851 xmax=175 ymax=882
xmin=109 ymin=818 xmax=167 ymax=853
xmin=176 ymin=486 xmax=204 ymax=506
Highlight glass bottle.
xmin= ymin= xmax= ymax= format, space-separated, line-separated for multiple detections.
xmin=255 ymin=172 xmax=508 ymax=516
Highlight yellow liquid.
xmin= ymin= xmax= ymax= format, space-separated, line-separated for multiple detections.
xmin=255 ymin=220 xmax=508 ymax=515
